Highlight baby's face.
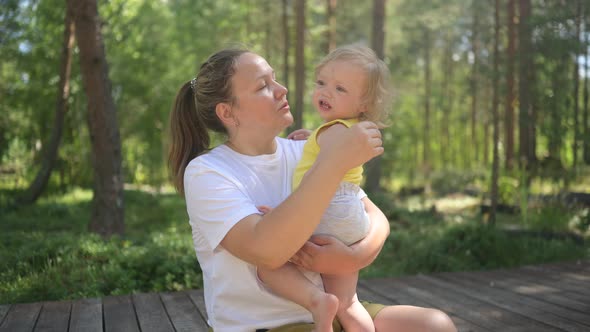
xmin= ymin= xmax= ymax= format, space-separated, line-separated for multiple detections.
xmin=312 ymin=60 xmax=367 ymax=122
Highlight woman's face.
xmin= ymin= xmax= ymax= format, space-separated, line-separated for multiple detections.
xmin=230 ymin=52 xmax=293 ymax=135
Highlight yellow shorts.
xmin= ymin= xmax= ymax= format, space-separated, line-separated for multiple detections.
xmin=208 ymin=301 xmax=386 ymax=332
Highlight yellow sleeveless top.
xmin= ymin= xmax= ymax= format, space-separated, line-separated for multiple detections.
xmin=292 ymin=119 xmax=363 ymax=190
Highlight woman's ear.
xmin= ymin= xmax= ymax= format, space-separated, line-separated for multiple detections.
xmin=215 ymin=102 xmax=239 ymax=128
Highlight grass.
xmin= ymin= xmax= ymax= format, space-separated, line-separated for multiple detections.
xmin=1 ymin=187 xmax=588 ymax=305
xmin=0 ymin=188 xmax=202 ymax=304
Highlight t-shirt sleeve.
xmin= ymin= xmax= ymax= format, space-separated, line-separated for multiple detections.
xmin=357 ymin=187 xmax=368 ymax=200
xmin=184 ymin=162 xmax=260 ymax=251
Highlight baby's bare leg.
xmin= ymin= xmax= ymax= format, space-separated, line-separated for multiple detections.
xmin=322 ymin=272 xmax=374 ymax=332
xmin=259 ymin=263 xmax=339 ymax=332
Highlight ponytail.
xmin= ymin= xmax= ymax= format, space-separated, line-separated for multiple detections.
xmin=168 ymin=48 xmax=249 ymax=194
xmin=168 ymin=82 xmax=210 ymax=194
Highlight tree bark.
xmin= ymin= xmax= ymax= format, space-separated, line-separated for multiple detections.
xmin=293 ymin=0 xmax=305 ymax=131
xmin=490 ymin=0 xmax=501 ymax=224
xmin=572 ymin=0 xmax=581 ymax=167
xmin=325 ymin=0 xmax=337 ymax=53
xmin=365 ymin=0 xmax=386 ymax=193
xmin=505 ymin=0 xmax=516 ymax=170
xmin=518 ymin=0 xmax=535 ymax=169
xmin=471 ymin=1 xmax=480 ymax=165
xmin=69 ymin=0 xmax=125 ymax=238
xmin=440 ymin=32 xmax=454 ymax=166
xmin=282 ymin=0 xmax=290 ymax=102
xmin=423 ymin=27 xmax=432 ymax=179
xmin=584 ymin=13 xmax=590 ymax=165
xmin=18 ymin=6 xmax=75 ymax=205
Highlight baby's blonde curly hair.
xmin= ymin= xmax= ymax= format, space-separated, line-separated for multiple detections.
xmin=315 ymin=44 xmax=392 ymax=128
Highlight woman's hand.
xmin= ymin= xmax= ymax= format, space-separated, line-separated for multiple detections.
xmin=316 ymin=121 xmax=383 ymax=174
xmin=287 ymin=128 xmax=312 ymax=140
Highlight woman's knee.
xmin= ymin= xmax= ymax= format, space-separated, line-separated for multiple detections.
xmin=423 ymin=309 xmax=457 ymax=332
xmin=373 ymin=306 xmax=457 ymax=332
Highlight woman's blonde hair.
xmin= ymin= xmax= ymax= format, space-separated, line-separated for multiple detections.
xmin=315 ymin=44 xmax=392 ymax=128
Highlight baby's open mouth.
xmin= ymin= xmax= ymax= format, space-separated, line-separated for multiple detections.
xmin=319 ymin=100 xmax=332 ymax=110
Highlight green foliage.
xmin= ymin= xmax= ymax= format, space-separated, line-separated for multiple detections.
xmin=569 ymin=208 xmax=590 ymax=235
xmin=363 ymin=222 xmax=587 ymax=278
xmin=498 ymin=175 xmax=519 ymax=205
xmin=0 ymin=188 xmax=201 ymax=304
xmin=1 ymin=188 xmax=588 ymax=304
xmin=527 ymin=204 xmax=575 ymax=232
xmin=2 ymin=0 xmax=590 ymax=192
xmin=430 ymin=168 xmax=486 ymax=195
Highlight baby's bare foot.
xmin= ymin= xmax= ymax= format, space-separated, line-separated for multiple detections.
xmin=310 ymin=292 xmax=339 ymax=332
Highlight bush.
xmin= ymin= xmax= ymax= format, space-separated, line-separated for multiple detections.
xmin=362 ymin=222 xmax=587 ymax=278
xmin=430 ymin=169 xmax=486 ymax=195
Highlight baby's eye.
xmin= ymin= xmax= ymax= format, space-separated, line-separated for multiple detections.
xmin=315 ymin=80 xmax=325 ymax=86
xmin=336 ymin=86 xmax=347 ymax=92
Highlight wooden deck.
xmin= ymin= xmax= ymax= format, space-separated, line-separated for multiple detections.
xmin=1 ymin=259 xmax=588 ymax=332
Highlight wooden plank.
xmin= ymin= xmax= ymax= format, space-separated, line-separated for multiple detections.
xmin=160 ymin=292 xmax=208 ymax=332
xmin=523 ymin=264 xmax=590 ymax=291
xmin=186 ymin=289 xmax=208 ymax=322
xmin=0 ymin=305 xmax=10 ymax=326
xmin=432 ymin=271 xmax=590 ymax=331
xmin=503 ymin=264 xmax=588 ymax=292
xmin=0 ymin=302 xmax=42 ymax=332
xmin=404 ymin=274 xmax=562 ymax=332
xmin=132 ymin=293 xmax=175 ymax=332
xmin=34 ymin=301 xmax=71 ymax=332
xmin=358 ymin=279 xmax=483 ymax=332
xmin=69 ymin=298 xmax=102 ymax=332
xmin=454 ymin=268 xmax=590 ymax=324
xmin=510 ymin=265 xmax=590 ymax=300
xmin=103 ymin=295 xmax=140 ymax=332
xmin=489 ymin=269 xmax=590 ymax=312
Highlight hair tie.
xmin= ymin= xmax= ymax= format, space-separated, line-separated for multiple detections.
xmin=190 ymin=78 xmax=197 ymax=92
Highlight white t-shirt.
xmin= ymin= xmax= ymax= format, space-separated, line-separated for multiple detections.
xmin=184 ymin=137 xmax=319 ymax=332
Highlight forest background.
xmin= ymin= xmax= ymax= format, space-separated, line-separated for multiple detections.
xmin=1 ymin=0 xmax=589 ymax=304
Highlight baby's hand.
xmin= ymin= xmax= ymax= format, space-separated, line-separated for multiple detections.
xmin=287 ymin=129 xmax=312 ymax=140
xmin=257 ymin=205 xmax=273 ymax=215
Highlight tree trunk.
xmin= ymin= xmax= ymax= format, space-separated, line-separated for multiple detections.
xmin=490 ymin=0 xmax=501 ymax=225
xmin=471 ymin=1 xmax=480 ymax=165
xmin=18 ymin=7 xmax=75 ymax=205
xmin=264 ymin=1 xmax=272 ymax=61
xmin=364 ymin=0 xmax=386 ymax=193
xmin=518 ymin=0 xmax=534 ymax=170
xmin=282 ymin=0 xmax=290 ymax=102
xmin=584 ymin=13 xmax=590 ymax=165
xmin=423 ymin=27 xmax=432 ymax=179
xmin=293 ymin=0 xmax=305 ymax=130
xmin=572 ymin=0 xmax=581 ymax=167
xmin=325 ymin=0 xmax=337 ymax=53
xmin=441 ymin=32 xmax=454 ymax=166
xmin=505 ymin=0 xmax=516 ymax=170
xmin=69 ymin=0 xmax=125 ymax=238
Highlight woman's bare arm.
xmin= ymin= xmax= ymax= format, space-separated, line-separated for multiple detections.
xmin=219 ymin=122 xmax=383 ymax=270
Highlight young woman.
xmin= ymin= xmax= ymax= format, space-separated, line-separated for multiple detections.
xmin=168 ymin=48 xmax=457 ymax=332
